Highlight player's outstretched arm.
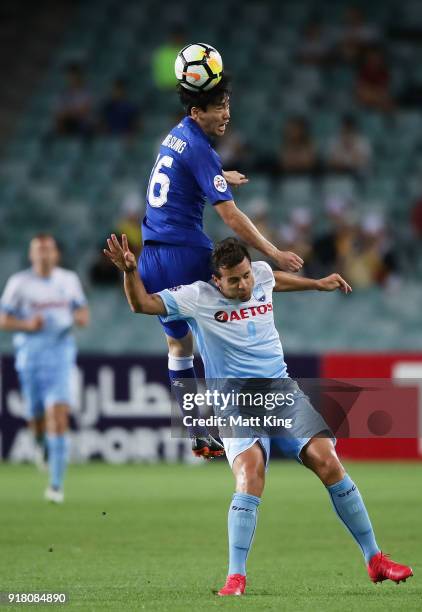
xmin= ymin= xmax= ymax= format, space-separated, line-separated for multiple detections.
xmin=222 ymin=170 xmax=249 ymax=187
xmin=104 ymin=234 xmax=166 ymax=315
xmin=214 ymin=200 xmax=304 ymax=272
xmin=274 ymin=272 xmax=352 ymax=294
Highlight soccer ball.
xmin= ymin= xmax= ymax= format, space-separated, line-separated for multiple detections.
xmin=175 ymin=43 xmax=223 ymax=92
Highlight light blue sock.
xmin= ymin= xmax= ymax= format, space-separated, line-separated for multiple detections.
xmin=327 ymin=473 xmax=380 ymax=562
xmin=47 ymin=434 xmax=68 ymax=490
xmin=228 ymin=492 xmax=261 ymax=576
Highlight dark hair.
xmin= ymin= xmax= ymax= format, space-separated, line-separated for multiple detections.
xmin=177 ymin=74 xmax=231 ymax=115
xmin=211 ymin=237 xmax=251 ymax=276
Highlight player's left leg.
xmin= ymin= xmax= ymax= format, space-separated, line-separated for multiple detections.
xmin=28 ymin=415 xmax=47 ymax=470
xmin=166 ymin=331 xmax=224 ymax=458
xmin=300 ymin=436 xmax=413 ymax=583
xmin=139 ymin=244 xmax=223 ymax=456
xmin=45 ymin=402 xmax=70 ymax=503
xmin=218 ymin=440 xmax=266 ymax=596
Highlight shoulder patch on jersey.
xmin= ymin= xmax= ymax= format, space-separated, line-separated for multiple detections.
xmin=213 ymin=174 xmax=227 ymax=193
xmin=253 ymin=283 xmax=266 ymax=303
xmin=168 ymin=285 xmax=182 ymax=292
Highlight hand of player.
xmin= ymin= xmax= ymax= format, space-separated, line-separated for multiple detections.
xmin=316 ymin=274 xmax=352 ymax=294
xmin=273 ymin=250 xmax=304 ymax=273
xmin=104 ymin=234 xmax=137 ymax=273
xmin=222 ymin=170 xmax=249 ymax=187
xmin=25 ymin=314 xmax=44 ymax=332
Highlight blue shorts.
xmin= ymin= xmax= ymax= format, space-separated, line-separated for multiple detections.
xmin=18 ymin=364 xmax=74 ymax=419
xmin=138 ymin=243 xmax=213 ymax=338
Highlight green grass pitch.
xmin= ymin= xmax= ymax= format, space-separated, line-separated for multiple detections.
xmin=1 ymin=460 xmax=420 ymax=611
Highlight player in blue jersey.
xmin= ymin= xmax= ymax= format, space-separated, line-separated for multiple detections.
xmin=140 ymin=74 xmax=304 ymax=457
xmin=0 ymin=234 xmax=90 ymax=503
xmin=105 ymin=233 xmax=413 ymax=594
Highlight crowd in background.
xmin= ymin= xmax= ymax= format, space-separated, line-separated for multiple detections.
xmin=46 ymin=4 xmax=421 ymax=292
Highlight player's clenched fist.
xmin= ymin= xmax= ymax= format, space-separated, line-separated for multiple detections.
xmin=274 ymin=250 xmax=304 ymax=273
xmin=104 ymin=234 xmax=137 ymax=273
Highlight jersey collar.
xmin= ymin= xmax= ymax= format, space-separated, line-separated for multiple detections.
xmin=183 ymin=116 xmax=213 ymax=144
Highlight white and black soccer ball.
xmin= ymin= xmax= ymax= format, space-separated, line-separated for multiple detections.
xmin=175 ymin=43 xmax=223 ymax=92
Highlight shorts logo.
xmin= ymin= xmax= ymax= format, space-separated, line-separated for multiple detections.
xmin=213 ymin=174 xmax=227 ymax=192
xmin=169 ymin=285 xmax=182 ymax=292
xmin=214 ymin=310 xmax=229 ymax=322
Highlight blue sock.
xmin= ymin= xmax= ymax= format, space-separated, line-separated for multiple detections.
xmin=168 ymin=355 xmax=208 ymax=438
xmin=47 ymin=434 xmax=68 ymax=490
xmin=228 ymin=492 xmax=261 ymax=576
xmin=327 ymin=474 xmax=380 ymax=562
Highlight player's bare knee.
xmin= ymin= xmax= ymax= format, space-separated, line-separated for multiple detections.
xmin=46 ymin=404 xmax=69 ymax=435
xmin=233 ymin=444 xmax=265 ymax=496
xmin=310 ymin=452 xmax=344 ymax=484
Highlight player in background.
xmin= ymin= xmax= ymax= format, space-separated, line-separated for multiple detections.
xmin=0 ymin=235 xmax=89 ymax=503
xmin=105 ymin=234 xmax=413 ymax=595
xmin=140 ymin=72 xmax=304 ymax=458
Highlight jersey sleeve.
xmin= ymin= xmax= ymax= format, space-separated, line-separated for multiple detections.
xmin=185 ymin=141 xmax=233 ymax=205
xmin=69 ymin=273 xmax=88 ymax=310
xmin=254 ymin=261 xmax=276 ymax=289
xmin=0 ymin=275 xmax=22 ymax=316
xmin=158 ymin=283 xmax=200 ymax=321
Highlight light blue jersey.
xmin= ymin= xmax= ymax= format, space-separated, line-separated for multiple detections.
xmin=0 ymin=267 xmax=86 ymax=375
xmin=159 ymin=261 xmax=288 ymax=379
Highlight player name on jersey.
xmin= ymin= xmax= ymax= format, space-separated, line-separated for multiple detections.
xmin=161 ymin=133 xmax=187 ymax=154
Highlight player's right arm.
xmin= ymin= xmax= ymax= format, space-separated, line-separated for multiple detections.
xmin=0 ymin=312 xmax=43 ymax=332
xmin=214 ymin=200 xmax=304 ymax=272
xmin=0 ymin=275 xmax=44 ymax=332
xmin=104 ymin=234 xmax=166 ymax=315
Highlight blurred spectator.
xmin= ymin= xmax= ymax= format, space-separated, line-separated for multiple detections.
xmin=242 ymin=197 xmax=274 ymax=260
xmin=277 ymin=207 xmax=313 ymax=265
xmin=356 ymin=47 xmax=394 ymax=112
xmin=279 ymin=116 xmax=319 ymax=174
xmin=90 ymin=192 xmax=143 ymax=285
xmin=311 ymin=196 xmax=358 ymax=275
xmin=411 ymin=194 xmax=422 ymax=237
xmin=55 ymin=63 xmax=94 ymax=137
xmin=115 ymin=192 xmax=143 ymax=259
xmin=298 ymin=20 xmax=332 ymax=65
xmin=327 ymin=115 xmax=372 ymax=175
xmin=337 ymin=6 xmax=381 ymax=64
xmin=343 ymin=213 xmax=398 ymax=289
xmin=152 ymin=27 xmax=186 ymax=90
xmin=215 ymin=127 xmax=250 ymax=171
xmin=100 ymin=79 xmax=140 ymax=136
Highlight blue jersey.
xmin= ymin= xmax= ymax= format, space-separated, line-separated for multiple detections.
xmin=159 ymin=262 xmax=288 ymax=379
xmin=142 ymin=116 xmax=233 ymax=248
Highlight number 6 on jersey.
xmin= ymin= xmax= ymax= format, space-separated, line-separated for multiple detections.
xmin=147 ymin=155 xmax=173 ymax=208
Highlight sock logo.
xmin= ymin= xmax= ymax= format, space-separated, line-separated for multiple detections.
xmin=231 ymin=505 xmax=253 ymax=512
xmin=338 ymin=485 xmax=356 ymax=497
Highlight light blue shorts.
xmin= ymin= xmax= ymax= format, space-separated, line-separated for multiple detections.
xmin=221 ymin=383 xmax=336 ymax=469
xmin=18 ymin=364 xmax=74 ymax=419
